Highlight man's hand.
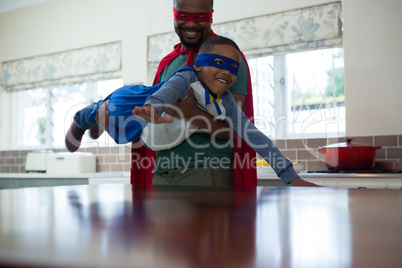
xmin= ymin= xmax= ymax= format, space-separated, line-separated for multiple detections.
xmin=290 ymin=177 xmax=320 ymax=187
xmin=95 ymin=100 xmax=110 ymax=130
xmin=164 ymin=87 xmax=197 ymax=118
xmin=133 ymin=105 xmax=174 ymax=124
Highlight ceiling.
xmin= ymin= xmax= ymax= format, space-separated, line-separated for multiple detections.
xmin=0 ymin=0 xmax=49 ymax=14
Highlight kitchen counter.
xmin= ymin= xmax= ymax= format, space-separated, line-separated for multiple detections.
xmin=0 ymin=184 xmax=401 ymax=268
xmin=0 ymin=172 xmax=131 ymax=189
xmin=299 ymin=172 xmax=402 ymax=189
xmin=0 ymin=173 xmax=94 ymax=179
xmin=0 ymin=173 xmax=94 ymax=189
xmin=2 ymin=169 xmax=402 ymax=189
xmin=257 ymin=167 xmax=402 ymax=189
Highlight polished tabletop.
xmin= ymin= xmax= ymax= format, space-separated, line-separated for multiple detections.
xmin=0 ymin=184 xmax=401 ymax=268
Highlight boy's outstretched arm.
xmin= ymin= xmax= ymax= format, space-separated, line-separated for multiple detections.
xmin=133 ymin=105 xmax=174 ymax=124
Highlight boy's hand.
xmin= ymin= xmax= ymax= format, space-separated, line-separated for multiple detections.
xmin=290 ymin=177 xmax=320 ymax=187
xmin=133 ymin=105 xmax=174 ymax=124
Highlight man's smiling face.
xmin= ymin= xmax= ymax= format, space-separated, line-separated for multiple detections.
xmin=174 ymin=0 xmax=213 ymax=50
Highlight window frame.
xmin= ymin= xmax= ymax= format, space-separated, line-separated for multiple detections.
xmin=248 ymin=47 xmax=345 ymax=140
xmin=7 ymin=79 xmax=123 ymax=150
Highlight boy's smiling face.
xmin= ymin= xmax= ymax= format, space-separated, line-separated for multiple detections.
xmin=194 ymin=44 xmax=240 ymax=96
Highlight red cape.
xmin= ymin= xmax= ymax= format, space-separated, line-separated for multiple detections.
xmin=131 ymin=32 xmax=257 ymax=187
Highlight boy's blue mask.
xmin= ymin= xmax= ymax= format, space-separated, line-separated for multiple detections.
xmin=194 ymin=54 xmax=240 ymax=76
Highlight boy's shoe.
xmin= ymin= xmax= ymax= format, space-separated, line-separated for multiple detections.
xmin=65 ymin=121 xmax=86 ymax=152
xmin=89 ymin=127 xmax=104 ymax=140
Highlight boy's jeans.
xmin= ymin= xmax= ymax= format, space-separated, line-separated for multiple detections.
xmin=73 ymin=103 xmax=99 ymax=130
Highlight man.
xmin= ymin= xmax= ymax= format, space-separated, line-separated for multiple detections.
xmin=135 ymin=0 xmax=257 ymax=187
xmin=98 ymin=0 xmax=316 ymax=187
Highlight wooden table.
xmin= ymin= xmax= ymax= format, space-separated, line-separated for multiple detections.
xmin=0 ymin=184 xmax=401 ymax=268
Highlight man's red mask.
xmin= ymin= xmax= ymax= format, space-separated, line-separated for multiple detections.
xmin=173 ymin=8 xmax=214 ymax=23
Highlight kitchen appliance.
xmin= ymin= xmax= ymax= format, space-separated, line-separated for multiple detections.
xmin=319 ymin=139 xmax=381 ymax=170
xmin=47 ymin=152 xmax=96 ymax=175
xmin=25 ymin=150 xmax=53 ymax=173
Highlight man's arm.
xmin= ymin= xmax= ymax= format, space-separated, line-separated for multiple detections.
xmin=164 ymin=88 xmax=246 ymax=139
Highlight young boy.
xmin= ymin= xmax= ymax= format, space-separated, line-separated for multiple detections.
xmin=66 ymin=36 xmax=240 ymax=153
xmin=65 ymin=36 xmax=301 ymax=184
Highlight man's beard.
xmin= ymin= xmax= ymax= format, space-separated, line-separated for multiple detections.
xmin=178 ymin=29 xmax=204 ymax=50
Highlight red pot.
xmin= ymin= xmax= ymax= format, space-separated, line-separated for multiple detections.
xmin=318 ymin=139 xmax=381 ymax=170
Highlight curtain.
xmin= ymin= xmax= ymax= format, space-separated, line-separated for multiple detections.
xmin=1 ymin=41 xmax=121 ymax=91
xmin=147 ymin=2 xmax=342 ymax=79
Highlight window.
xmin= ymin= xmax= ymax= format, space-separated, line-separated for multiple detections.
xmin=1 ymin=42 xmax=122 ymax=150
xmin=249 ymin=47 xmax=345 ymax=140
xmin=10 ymin=79 xmax=123 ymax=149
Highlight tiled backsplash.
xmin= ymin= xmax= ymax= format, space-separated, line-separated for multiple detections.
xmin=274 ymin=135 xmax=402 ymax=171
xmin=1 ymin=135 xmax=401 ymax=173
xmin=0 ymin=145 xmax=132 ymax=174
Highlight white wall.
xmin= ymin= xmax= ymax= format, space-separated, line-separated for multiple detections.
xmin=343 ymin=0 xmax=402 ymax=136
xmin=0 ymin=0 xmax=401 ymax=150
